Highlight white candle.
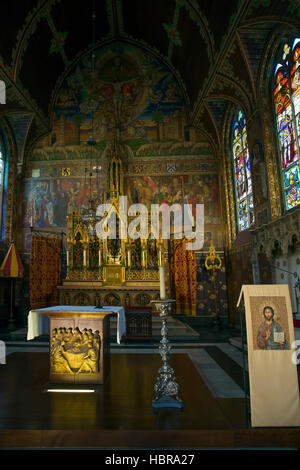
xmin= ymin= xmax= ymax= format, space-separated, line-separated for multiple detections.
xmin=127 ymin=250 xmax=131 ymax=268
xmin=98 ymin=249 xmax=101 ymax=267
xmin=66 ymin=250 xmax=69 ymax=266
xmin=159 ymin=266 xmax=166 ymax=299
xmin=142 ymin=250 xmax=146 ymax=267
xmin=83 ymin=249 xmax=87 ymax=267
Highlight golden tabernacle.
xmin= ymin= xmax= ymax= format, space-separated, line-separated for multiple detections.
xmin=58 ymin=139 xmax=163 ymax=308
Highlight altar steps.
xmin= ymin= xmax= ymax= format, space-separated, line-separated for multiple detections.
xmin=109 ymin=315 xmax=200 ymax=342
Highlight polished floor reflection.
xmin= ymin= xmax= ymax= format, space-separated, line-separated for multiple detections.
xmin=0 ymin=351 xmax=246 ymax=430
xmin=1 ymin=325 xmax=300 ymax=449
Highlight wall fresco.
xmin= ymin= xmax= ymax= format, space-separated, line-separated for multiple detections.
xmin=30 ymin=42 xmax=213 ymax=160
xmin=125 ymin=174 xmax=221 ymax=225
xmin=24 ymin=177 xmax=104 ymax=229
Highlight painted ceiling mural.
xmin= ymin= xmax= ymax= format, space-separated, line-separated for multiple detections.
xmin=1 ymin=0 xmax=299 ymax=153
xmin=31 ymin=42 xmax=213 ymax=161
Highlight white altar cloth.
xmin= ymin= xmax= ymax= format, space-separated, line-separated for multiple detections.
xmin=27 ymin=305 xmax=125 ymax=344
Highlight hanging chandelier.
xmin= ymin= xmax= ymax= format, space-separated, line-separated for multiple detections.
xmin=79 ymin=0 xmax=102 ymax=236
xmin=80 ymin=135 xmax=103 ymax=236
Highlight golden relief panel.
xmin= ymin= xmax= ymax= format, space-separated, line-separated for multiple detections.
xmin=104 ymin=266 xmax=124 ymax=286
xmin=59 ymin=289 xmax=160 ymax=307
xmin=50 ymin=327 xmax=100 ymax=375
xmin=126 ymin=270 xmax=159 ymax=280
xmin=66 ymin=268 xmax=104 ymax=281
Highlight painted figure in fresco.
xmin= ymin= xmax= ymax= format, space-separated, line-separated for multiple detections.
xmin=209 ymin=178 xmax=221 ymax=218
xmin=139 ymin=179 xmax=154 ymax=208
xmin=26 ymin=178 xmax=102 ymax=229
xmin=125 ymin=174 xmax=222 ymax=225
xmin=47 ymin=195 xmax=56 ymax=226
xmin=38 ymin=194 xmax=55 ymax=227
xmin=172 ymin=189 xmax=183 ymax=204
xmin=54 ymin=191 xmax=69 ymax=226
xmin=129 ymin=180 xmax=139 ymax=204
xmin=256 ymin=306 xmax=289 ymax=350
xmin=154 ymin=184 xmax=171 ymax=204
xmin=183 ymin=187 xmax=198 ymax=222
xmin=25 ymin=182 xmax=45 ymax=227
xmin=24 ymin=197 xmax=35 ymax=227
xmin=199 ymin=179 xmax=211 ymax=216
xmin=38 ymin=195 xmax=48 ymax=227
xmin=171 ymin=177 xmax=181 ymax=194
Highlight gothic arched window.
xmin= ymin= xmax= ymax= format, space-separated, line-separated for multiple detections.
xmin=273 ymin=38 xmax=300 ymax=210
xmin=231 ymin=110 xmax=254 ymax=232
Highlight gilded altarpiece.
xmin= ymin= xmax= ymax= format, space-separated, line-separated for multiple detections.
xmin=23 ymin=42 xmax=227 ymax=318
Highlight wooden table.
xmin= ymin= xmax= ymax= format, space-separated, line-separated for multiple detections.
xmin=31 ymin=307 xmax=114 ymax=385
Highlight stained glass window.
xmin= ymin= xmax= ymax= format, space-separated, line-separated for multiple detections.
xmin=231 ymin=110 xmax=254 ymax=231
xmin=273 ymin=38 xmax=300 ymax=210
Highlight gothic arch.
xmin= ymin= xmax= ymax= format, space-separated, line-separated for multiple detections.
xmin=0 ymin=117 xmax=18 ymax=243
xmin=49 ymin=37 xmax=191 ymax=126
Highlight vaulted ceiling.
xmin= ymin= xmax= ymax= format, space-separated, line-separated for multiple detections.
xmin=0 ymin=0 xmax=300 ymax=152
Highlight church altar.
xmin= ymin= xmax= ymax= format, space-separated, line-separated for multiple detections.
xmin=59 ymin=139 xmax=164 ymax=310
xmin=28 ymin=305 xmax=126 ymax=343
xmin=58 ymin=282 xmax=161 ymax=313
xmin=28 ymin=306 xmax=125 ymax=385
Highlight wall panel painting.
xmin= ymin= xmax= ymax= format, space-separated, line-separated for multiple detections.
xmin=125 ymin=173 xmax=221 ymax=225
xmin=23 ymin=178 xmax=104 ymax=229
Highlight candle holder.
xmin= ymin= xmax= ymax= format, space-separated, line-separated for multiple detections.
xmin=151 ymin=299 xmax=183 ymax=409
xmin=204 ymin=241 xmax=222 ymax=328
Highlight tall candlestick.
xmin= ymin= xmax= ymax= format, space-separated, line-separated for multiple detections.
xmin=151 ymin=299 xmax=182 ymax=409
xmin=159 ymin=266 xmax=166 ymax=299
